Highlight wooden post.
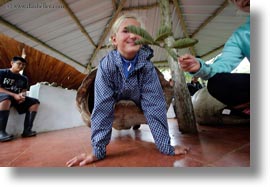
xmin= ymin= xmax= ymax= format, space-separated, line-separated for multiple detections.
xmin=160 ymin=0 xmax=197 ymax=133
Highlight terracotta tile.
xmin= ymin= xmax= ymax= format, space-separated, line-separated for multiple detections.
xmin=211 ymin=144 xmax=250 ymax=167
xmin=9 ymin=136 xmax=85 ymax=167
xmin=0 ymin=119 xmax=250 ymax=167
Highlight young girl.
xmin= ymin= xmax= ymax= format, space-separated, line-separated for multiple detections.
xmin=66 ymin=15 xmax=189 ymax=167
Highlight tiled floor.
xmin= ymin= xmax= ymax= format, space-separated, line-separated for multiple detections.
xmin=0 ymin=118 xmax=250 ymax=167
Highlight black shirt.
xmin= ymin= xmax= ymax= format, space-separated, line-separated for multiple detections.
xmin=0 ymin=69 xmax=28 ymax=94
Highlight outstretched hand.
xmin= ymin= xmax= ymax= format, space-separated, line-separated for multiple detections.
xmin=178 ymin=54 xmax=200 ymax=73
xmin=66 ymin=153 xmax=98 ymax=167
xmin=174 ymin=145 xmax=190 ymax=155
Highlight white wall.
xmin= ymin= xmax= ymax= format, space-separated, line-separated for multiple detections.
xmin=6 ymin=83 xmax=84 ymax=136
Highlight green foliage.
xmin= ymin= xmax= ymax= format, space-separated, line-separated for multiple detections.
xmin=184 ymin=72 xmax=193 ymax=82
xmin=135 ymin=38 xmax=154 ymax=45
xmin=164 ymin=45 xmax=178 ymax=61
xmin=125 ymin=25 xmax=154 ymax=44
xmin=155 ymin=25 xmax=172 ymax=42
xmin=170 ymin=38 xmax=198 ymax=49
xmin=125 ymin=25 xmax=198 ymax=62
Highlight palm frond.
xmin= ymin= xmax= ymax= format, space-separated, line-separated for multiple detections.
xmin=155 ymin=25 xmax=172 ymax=42
xmin=125 ymin=25 xmax=154 ymax=44
xmin=135 ymin=39 xmax=154 ymax=45
xmin=170 ymin=38 xmax=198 ymax=49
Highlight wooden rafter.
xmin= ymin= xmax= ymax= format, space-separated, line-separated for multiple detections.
xmin=111 ymin=0 xmax=117 ymax=11
xmin=0 ymin=0 xmax=11 ymax=7
xmin=200 ymin=44 xmax=224 ymax=59
xmin=87 ymin=0 xmax=126 ymax=71
xmin=153 ymin=60 xmax=169 ymax=68
xmin=0 ymin=16 xmax=85 ymax=68
xmin=172 ymin=0 xmax=196 ymax=56
xmin=190 ymin=0 xmax=229 ymax=59
xmin=122 ymin=2 xmax=159 ymax=11
xmin=59 ymin=0 xmax=96 ymax=47
xmin=191 ymin=0 xmax=229 ymax=38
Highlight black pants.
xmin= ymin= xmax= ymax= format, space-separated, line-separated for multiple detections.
xmin=0 ymin=93 xmax=40 ymax=114
xmin=207 ymin=73 xmax=250 ymax=106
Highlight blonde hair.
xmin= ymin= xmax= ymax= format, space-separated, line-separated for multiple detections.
xmin=109 ymin=14 xmax=143 ymax=49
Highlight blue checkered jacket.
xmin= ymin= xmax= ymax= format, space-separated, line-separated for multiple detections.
xmin=91 ymin=45 xmax=175 ymax=159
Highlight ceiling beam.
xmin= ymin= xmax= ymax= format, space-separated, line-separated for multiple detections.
xmin=200 ymin=44 xmax=224 ymax=59
xmin=59 ymin=0 xmax=96 ymax=47
xmin=172 ymin=0 xmax=196 ymax=56
xmin=191 ymin=0 xmax=229 ymax=38
xmin=0 ymin=0 xmax=11 ymax=7
xmin=111 ymin=0 xmax=117 ymax=11
xmin=87 ymin=0 xmax=126 ymax=71
xmin=122 ymin=2 xmax=159 ymax=11
xmin=0 ymin=16 xmax=85 ymax=68
xmin=153 ymin=60 xmax=169 ymax=67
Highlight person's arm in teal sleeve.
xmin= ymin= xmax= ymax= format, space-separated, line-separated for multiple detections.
xmin=187 ymin=17 xmax=250 ymax=80
xmin=193 ymin=31 xmax=246 ymax=80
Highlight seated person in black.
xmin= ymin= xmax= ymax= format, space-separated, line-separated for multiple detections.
xmin=187 ymin=76 xmax=203 ymax=96
xmin=0 ymin=56 xmax=40 ymax=142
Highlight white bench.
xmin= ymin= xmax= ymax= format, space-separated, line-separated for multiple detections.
xmin=6 ymin=83 xmax=84 ymax=136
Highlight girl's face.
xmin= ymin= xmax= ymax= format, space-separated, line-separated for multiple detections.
xmin=111 ymin=18 xmax=142 ymax=60
xmin=232 ymin=0 xmax=250 ymax=13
